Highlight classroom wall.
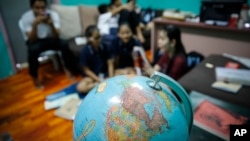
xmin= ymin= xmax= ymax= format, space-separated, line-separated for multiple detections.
xmin=60 ymin=0 xmax=201 ymax=14
xmin=0 ymin=12 xmax=15 ymax=79
xmin=60 ymin=0 xmax=250 ymax=15
xmin=0 ymin=31 xmax=15 ymax=79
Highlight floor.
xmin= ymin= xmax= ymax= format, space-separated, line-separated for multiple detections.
xmin=0 ymin=62 xmax=82 ymax=141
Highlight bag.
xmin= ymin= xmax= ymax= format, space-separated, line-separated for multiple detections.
xmin=187 ymin=51 xmax=204 ymax=71
xmin=140 ymin=8 xmax=156 ymax=24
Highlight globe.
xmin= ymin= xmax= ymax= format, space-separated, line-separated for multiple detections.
xmin=73 ymin=72 xmax=193 ymax=141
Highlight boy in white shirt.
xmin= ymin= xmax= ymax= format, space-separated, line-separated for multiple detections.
xmin=19 ymin=0 xmax=77 ymax=88
xmin=97 ymin=1 xmax=134 ymax=45
xmin=97 ymin=2 xmax=134 ymax=35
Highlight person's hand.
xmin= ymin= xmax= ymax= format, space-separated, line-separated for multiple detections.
xmin=146 ymin=21 xmax=154 ymax=30
xmin=44 ymin=14 xmax=53 ymax=25
xmin=139 ymin=22 xmax=146 ymax=30
xmin=138 ymin=34 xmax=145 ymax=44
xmin=142 ymin=63 xmax=154 ymax=76
xmin=124 ymin=1 xmax=134 ymax=11
xmin=34 ymin=15 xmax=47 ymax=25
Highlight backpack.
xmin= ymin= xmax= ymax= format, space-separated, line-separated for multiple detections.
xmin=186 ymin=51 xmax=205 ymax=72
xmin=140 ymin=8 xmax=156 ymax=24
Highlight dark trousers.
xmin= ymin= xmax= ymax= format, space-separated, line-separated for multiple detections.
xmin=26 ymin=38 xmax=77 ymax=78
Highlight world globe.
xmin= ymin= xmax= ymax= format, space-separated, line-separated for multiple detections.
xmin=73 ymin=72 xmax=193 ymax=141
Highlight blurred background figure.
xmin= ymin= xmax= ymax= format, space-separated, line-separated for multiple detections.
xmin=19 ymin=0 xmax=77 ymax=89
xmin=143 ymin=25 xmax=187 ymax=80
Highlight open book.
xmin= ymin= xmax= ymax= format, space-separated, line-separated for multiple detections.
xmin=194 ymin=100 xmax=249 ymax=141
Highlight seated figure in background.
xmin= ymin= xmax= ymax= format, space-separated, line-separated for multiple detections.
xmin=77 ymin=25 xmax=114 ymax=94
xmin=110 ymin=22 xmax=143 ymax=75
xmin=143 ymin=25 xmax=187 ymax=80
xmin=97 ymin=2 xmax=133 ymax=46
xmin=118 ymin=0 xmax=145 ymax=44
xmin=19 ymin=0 xmax=77 ymax=88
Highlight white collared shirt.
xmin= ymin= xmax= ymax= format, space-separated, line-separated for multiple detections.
xmin=97 ymin=12 xmax=119 ymax=35
xmin=20 ymin=10 xmax=60 ymax=40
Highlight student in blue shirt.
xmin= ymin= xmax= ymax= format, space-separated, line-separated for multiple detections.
xmin=77 ymin=25 xmax=114 ymax=94
xmin=111 ymin=22 xmax=142 ymax=75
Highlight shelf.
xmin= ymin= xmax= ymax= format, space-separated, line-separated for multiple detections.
xmin=153 ymin=17 xmax=250 ymax=34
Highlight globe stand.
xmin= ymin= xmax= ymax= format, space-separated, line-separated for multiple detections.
xmin=147 ymin=75 xmax=162 ymax=91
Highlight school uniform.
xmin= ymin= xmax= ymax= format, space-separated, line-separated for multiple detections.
xmin=157 ymin=52 xmax=187 ymax=80
xmin=80 ymin=43 xmax=112 ymax=76
xmin=97 ymin=12 xmax=119 ymax=46
xmin=111 ymin=37 xmax=141 ymax=69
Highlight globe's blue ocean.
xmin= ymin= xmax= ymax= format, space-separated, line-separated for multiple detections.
xmin=73 ymin=74 xmax=191 ymax=141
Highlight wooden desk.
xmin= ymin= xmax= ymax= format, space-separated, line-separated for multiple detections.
xmin=178 ymin=54 xmax=250 ymax=108
xmin=151 ymin=18 xmax=250 ymax=62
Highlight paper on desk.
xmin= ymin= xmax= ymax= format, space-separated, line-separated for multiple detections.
xmin=211 ymin=81 xmax=242 ymax=94
xmin=215 ymin=67 xmax=250 ymax=86
xmin=223 ymin=53 xmax=250 ymax=69
xmin=74 ymin=37 xmax=87 ymax=45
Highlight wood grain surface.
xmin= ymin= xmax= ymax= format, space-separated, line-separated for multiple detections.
xmin=0 ymin=63 xmax=82 ymax=141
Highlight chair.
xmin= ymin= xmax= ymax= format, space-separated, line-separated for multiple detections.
xmin=18 ymin=19 xmax=61 ymax=71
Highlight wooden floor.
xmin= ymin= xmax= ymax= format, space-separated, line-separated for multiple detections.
xmin=0 ymin=63 xmax=81 ymax=141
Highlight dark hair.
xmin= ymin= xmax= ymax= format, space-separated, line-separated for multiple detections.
xmin=118 ymin=22 xmax=132 ymax=32
xmin=127 ymin=0 xmax=136 ymax=3
xmin=164 ymin=25 xmax=186 ymax=56
xmin=30 ymin=0 xmax=47 ymax=7
xmin=85 ymin=25 xmax=99 ymax=38
xmin=98 ymin=4 xmax=108 ymax=14
xmin=110 ymin=0 xmax=116 ymax=5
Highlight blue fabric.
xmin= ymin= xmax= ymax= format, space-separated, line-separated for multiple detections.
xmin=110 ymin=28 xmax=118 ymax=35
xmin=102 ymin=34 xmax=116 ymax=47
xmin=140 ymin=8 xmax=156 ymax=24
xmin=46 ymin=82 xmax=86 ymax=100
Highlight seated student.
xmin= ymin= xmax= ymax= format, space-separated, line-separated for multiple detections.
xmin=118 ymin=0 xmax=145 ymax=44
xmin=19 ymin=0 xmax=77 ymax=89
xmin=97 ymin=2 xmax=133 ymax=36
xmin=110 ymin=22 xmax=143 ymax=75
xmin=98 ymin=0 xmax=124 ymax=36
xmin=143 ymin=25 xmax=187 ymax=80
xmin=77 ymin=25 xmax=113 ymax=94
xmin=97 ymin=2 xmax=133 ymax=45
